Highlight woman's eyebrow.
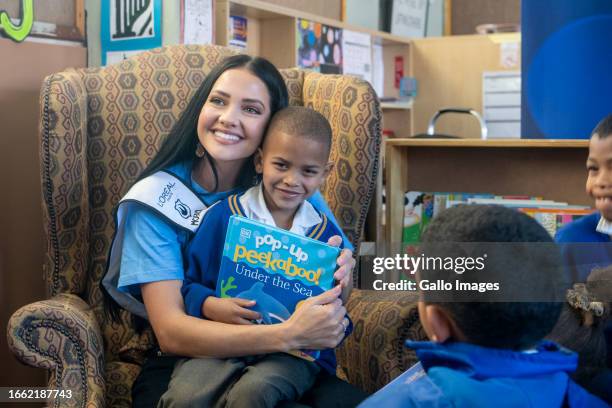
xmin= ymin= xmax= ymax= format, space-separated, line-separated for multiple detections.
xmin=242 ymin=98 xmax=265 ymax=107
xmin=211 ymin=90 xmax=265 ymax=107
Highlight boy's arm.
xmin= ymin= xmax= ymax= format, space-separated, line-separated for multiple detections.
xmin=181 ymin=205 xmax=227 ymax=318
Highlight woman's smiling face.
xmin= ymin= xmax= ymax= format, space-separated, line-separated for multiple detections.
xmin=197 ymin=68 xmax=272 ymax=166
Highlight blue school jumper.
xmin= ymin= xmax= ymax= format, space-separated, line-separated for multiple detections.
xmin=182 ymin=193 xmax=345 ymax=374
xmin=359 ymin=341 xmax=608 ymax=408
xmin=555 ymin=212 xmax=611 ymax=283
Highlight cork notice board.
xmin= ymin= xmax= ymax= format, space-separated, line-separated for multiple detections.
xmin=0 ymin=0 xmax=84 ymax=40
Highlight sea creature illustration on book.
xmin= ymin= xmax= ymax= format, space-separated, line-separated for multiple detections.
xmin=235 ymin=282 xmax=291 ymax=324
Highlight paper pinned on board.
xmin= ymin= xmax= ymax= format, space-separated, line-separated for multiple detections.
xmin=183 ymin=0 xmax=214 ymax=45
xmin=342 ymin=30 xmax=372 ymax=83
xmin=371 ymin=43 xmax=384 ymax=98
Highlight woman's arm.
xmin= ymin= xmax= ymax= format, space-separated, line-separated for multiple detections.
xmin=142 ymin=280 xmax=346 ymax=357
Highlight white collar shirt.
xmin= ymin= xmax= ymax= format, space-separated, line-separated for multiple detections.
xmin=238 ymin=185 xmax=322 ymax=236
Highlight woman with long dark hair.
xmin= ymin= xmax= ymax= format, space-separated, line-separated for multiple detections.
xmin=101 ymin=54 xmax=360 ymax=406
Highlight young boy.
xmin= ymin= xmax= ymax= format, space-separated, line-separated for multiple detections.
xmin=556 ymin=114 xmax=612 ymax=282
xmin=162 ymin=107 xmax=349 ymax=407
xmin=556 ymin=114 xmax=612 ymax=371
xmin=360 ymin=205 xmax=607 ymax=408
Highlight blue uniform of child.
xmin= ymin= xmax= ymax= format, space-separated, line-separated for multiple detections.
xmin=359 ymin=340 xmax=608 ymax=408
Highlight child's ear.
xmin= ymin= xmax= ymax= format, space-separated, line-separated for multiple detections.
xmin=254 ymin=148 xmax=264 ymax=174
xmin=423 ymin=304 xmax=454 ymax=343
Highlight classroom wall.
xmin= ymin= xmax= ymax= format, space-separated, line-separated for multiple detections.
xmin=0 ymin=37 xmax=86 ymax=389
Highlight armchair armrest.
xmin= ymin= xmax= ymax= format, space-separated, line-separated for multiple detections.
xmin=7 ymin=293 xmax=105 ymax=407
xmin=337 ymin=289 xmax=426 ymax=393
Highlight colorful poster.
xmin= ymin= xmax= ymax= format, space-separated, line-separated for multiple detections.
xmin=296 ymin=18 xmax=342 ymax=74
xmin=101 ymin=0 xmax=162 ymax=66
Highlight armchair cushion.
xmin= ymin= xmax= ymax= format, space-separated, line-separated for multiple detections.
xmin=7 ymin=293 xmax=105 ymax=407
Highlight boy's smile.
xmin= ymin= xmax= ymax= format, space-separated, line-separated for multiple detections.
xmin=255 ymin=131 xmax=331 ymax=227
xmin=587 ymin=135 xmax=612 ymax=221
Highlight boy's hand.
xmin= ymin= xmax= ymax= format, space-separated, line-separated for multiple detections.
xmin=202 ymin=297 xmax=261 ymax=325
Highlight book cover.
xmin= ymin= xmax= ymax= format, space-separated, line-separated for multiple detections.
xmin=229 ymin=15 xmax=247 ymax=49
xmin=420 ymin=193 xmax=435 ymax=235
xmin=217 ymin=215 xmax=339 ymax=320
xmin=518 ymin=208 xmax=593 ymax=236
xmin=216 ymin=215 xmax=340 ymax=359
xmin=403 ymin=191 xmax=424 ymax=244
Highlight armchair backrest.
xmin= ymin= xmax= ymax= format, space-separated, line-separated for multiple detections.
xmin=40 ymin=44 xmax=380 ymax=360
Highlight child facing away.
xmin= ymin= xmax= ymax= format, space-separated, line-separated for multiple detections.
xmin=548 ymin=266 xmax=612 ymax=405
xmin=359 ymin=205 xmax=608 ymax=408
xmin=556 ymin=114 xmax=612 ymax=282
xmin=159 ymin=106 xmax=352 ymax=408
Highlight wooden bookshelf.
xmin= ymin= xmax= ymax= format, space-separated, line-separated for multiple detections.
xmin=214 ymin=0 xmax=412 ymax=103
xmin=384 ymin=138 xmax=590 ymax=252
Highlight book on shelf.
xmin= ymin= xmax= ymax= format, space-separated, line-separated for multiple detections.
xmin=216 ymin=215 xmax=340 ymax=360
xmin=402 ymin=191 xmax=426 ymax=244
xmin=518 ymin=208 xmax=593 ymax=237
xmin=402 ymin=191 xmax=593 ymax=244
xmin=229 ymin=15 xmax=247 ymax=49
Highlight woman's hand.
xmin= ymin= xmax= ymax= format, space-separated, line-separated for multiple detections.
xmin=282 ymin=285 xmax=347 ymax=350
xmin=202 ymin=296 xmax=261 ymax=325
xmin=328 ymin=235 xmax=355 ymax=303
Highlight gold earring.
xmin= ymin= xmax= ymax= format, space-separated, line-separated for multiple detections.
xmin=195 ymin=142 xmax=205 ymax=158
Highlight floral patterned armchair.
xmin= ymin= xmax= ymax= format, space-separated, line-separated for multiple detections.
xmin=7 ymin=44 xmax=424 ymax=407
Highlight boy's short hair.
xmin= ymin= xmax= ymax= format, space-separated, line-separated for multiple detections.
xmin=592 ymin=114 xmax=612 ymax=139
xmin=265 ymin=106 xmax=332 ymax=156
xmin=420 ymin=204 xmax=563 ymax=350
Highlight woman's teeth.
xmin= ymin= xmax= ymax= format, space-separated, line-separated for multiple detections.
xmin=215 ymin=131 xmax=240 ymax=141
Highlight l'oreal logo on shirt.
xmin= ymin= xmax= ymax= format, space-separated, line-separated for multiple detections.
xmin=157 ymin=182 xmax=176 ymax=207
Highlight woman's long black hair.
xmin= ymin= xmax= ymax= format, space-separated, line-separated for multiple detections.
xmin=138 ymin=53 xmax=289 ymax=188
xmin=102 ymin=54 xmax=289 ymax=324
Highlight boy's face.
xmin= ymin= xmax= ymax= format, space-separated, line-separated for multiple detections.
xmin=255 ymin=130 xmax=331 ymax=216
xmin=587 ymin=134 xmax=612 ymax=220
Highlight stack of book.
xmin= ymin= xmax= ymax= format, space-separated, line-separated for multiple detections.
xmin=402 ymin=191 xmax=593 ymax=245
